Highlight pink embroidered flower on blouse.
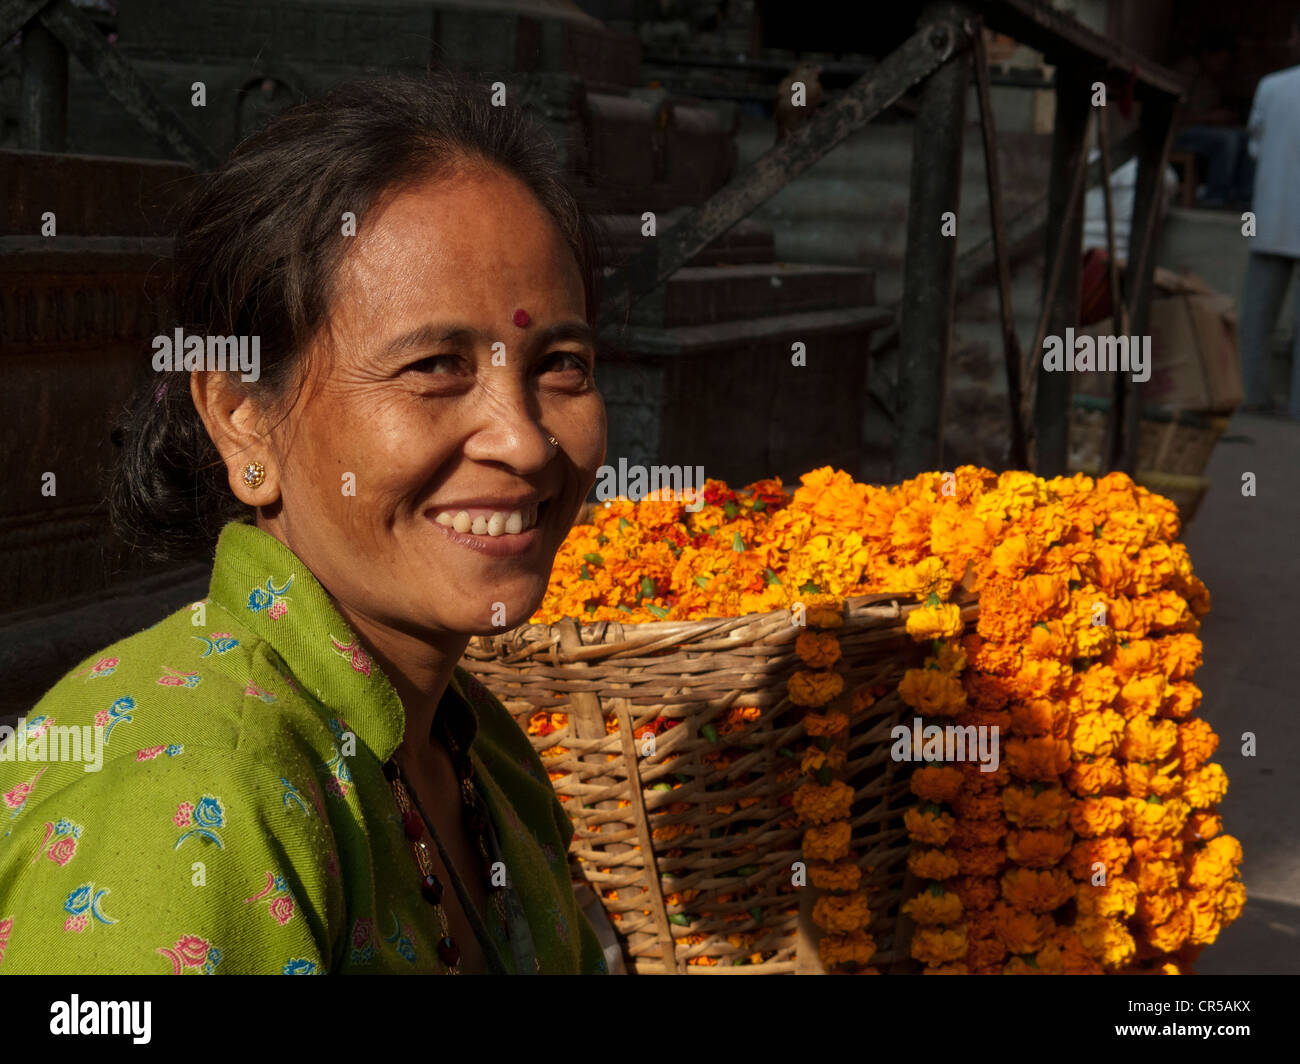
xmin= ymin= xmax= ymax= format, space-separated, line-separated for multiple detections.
xmin=64 ymin=914 xmax=88 ymax=933
xmin=352 ymin=918 xmax=373 ymax=949
xmin=269 ymin=896 xmax=295 ymax=926
xmin=4 ymin=783 xmax=32 ymax=809
xmin=48 ymin=837 xmax=77 ymax=866
xmin=173 ymin=802 xmax=194 ymax=827
xmin=174 ymin=934 xmax=210 ymax=967
xmin=325 ymin=776 xmax=347 ymax=799
xmin=136 ymin=746 xmax=165 ymax=761
xmin=87 ymin=657 xmax=118 ymax=678
xmin=267 ymin=601 xmax=287 ymax=620
xmin=94 ymin=710 xmax=110 ymax=727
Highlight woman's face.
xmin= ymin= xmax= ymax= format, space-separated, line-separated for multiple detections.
xmin=259 ymin=164 xmax=605 ymax=639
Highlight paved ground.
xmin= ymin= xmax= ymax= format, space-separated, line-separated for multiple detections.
xmin=1183 ymin=411 xmax=1300 ymax=974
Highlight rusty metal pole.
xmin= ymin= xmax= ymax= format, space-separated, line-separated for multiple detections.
xmin=1114 ymin=91 xmax=1178 ymax=476
xmin=894 ymin=3 xmax=972 ymax=482
xmin=19 ymin=18 xmax=67 ymax=151
xmin=1032 ymin=62 xmax=1091 ymax=476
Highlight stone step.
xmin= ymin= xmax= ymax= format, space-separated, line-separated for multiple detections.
xmin=595 ymin=211 xmax=775 ymax=267
xmin=622 ymin=261 xmax=875 ymax=328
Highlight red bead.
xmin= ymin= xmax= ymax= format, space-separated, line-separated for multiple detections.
xmin=421 ymin=874 xmax=444 ymax=905
xmin=437 ymin=936 xmax=461 ymax=967
xmin=512 ymin=308 xmax=530 ymax=327
xmin=402 ymin=809 xmax=423 ymax=840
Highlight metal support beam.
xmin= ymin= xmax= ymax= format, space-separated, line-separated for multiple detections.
xmin=1112 ymin=91 xmax=1178 ymax=476
xmin=1031 ymin=64 xmax=1091 ymax=477
xmin=597 ymin=17 xmax=966 ymax=330
xmin=18 ymin=14 xmax=65 ymax=151
xmin=894 ymin=4 xmax=972 ymax=481
xmin=970 ymin=18 xmax=1028 ymax=469
xmin=36 ymin=0 xmax=218 ymax=170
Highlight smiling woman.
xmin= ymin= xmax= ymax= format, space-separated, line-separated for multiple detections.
xmin=0 ymin=73 xmax=611 ymax=975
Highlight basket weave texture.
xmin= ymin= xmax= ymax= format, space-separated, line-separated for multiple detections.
xmin=463 ymin=590 xmax=978 ymax=974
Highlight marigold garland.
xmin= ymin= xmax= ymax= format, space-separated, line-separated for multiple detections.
xmin=527 ymin=466 xmax=1241 ymax=974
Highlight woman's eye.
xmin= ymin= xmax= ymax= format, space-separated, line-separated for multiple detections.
xmin=406 ymin=355 xmax=460 ymax=375
xmin=541 ymin=351 xmax=591 ymax=375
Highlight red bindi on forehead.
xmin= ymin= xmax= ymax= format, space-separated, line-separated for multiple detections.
xmin=512 ymin=308 xmax=531 ymax=328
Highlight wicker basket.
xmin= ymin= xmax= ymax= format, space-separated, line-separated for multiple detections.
xmin=1068 ymin=395 xmax=1223 ymax=523
xmin=462 ymin=589 xmax=979 ymax=973
xmin=1068 ymin=394 xmax=1228 ymax=477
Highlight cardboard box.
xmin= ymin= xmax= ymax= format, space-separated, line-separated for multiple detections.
xmin=1072 ymin=270 xmax=1242 ymax=413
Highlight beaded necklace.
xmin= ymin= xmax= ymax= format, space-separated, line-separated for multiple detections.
xmin=382 ymin=713 xmax=510 ymax=974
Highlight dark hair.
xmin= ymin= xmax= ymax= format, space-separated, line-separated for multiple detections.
xmin=110 ymin=71 xmax=604 ymax=563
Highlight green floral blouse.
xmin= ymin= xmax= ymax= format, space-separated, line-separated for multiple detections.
xmin=0 ymin=520 xmax=607 ymax=975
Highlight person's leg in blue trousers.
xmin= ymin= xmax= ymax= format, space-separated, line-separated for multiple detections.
xmin=1239 ymin=251 xmax=1295 ymax=410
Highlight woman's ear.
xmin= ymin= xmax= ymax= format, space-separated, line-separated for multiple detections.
xmin=190 ymin=371 xmax=280 ymax=506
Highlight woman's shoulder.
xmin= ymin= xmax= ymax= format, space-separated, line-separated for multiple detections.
xmin=2 ymin=597 xmax=342 ymax=803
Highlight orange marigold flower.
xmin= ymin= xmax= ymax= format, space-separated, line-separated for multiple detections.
xmin=1065 ymin=836 xmax=1132 ymax=882
xmin=911 ymin=925 xmax=969 ymax=966
xmin=789 ymin=669 xmax=844 ymax=707
xmin=1076 ymin=876 xmax=1138 ymax=919
xmin=803 ymin=821 xmax=852 ymax=862
xmin=792 ymin=780 xmax=854 ymax=825
xmin=1182 ymin=810 xmax=1221 ymax=843
xmin=1005 ymin=736 xmax=1072 ymax=781
xmin=1069 ymin=796 xmax=1127 ymax=837
xmin=952 ymin=876 xmax=999 ymax=913
xmin=1005 ymin=828 xmax=1074 ymax=868
xmin=898 ymin=668 xmax=967 ymax=717
xmin=949 ymin=817 xmax=1008 ymax=849
xmin=1119 ymin=714 xmax=1179 ymax=762
xmin=1185 ymin=835 xmax=1243 ymax=891
xmin=1002 ymin=784 xmax=1071 ymax=828
xmin=1010 ymin=697 xmax=1067 ymax=738
xmin=1176 ymin=717 xmax=1219 ymax=773
xmin=910 ymin=765 xmax=964 ymax=803
xmin=818 ymin=929 xmax=876 ymax=967
xmin=808 ymin=861 xmax=861 ymax=892
xmin=921 ymin=962 xmax=970 ymax=975
xmin=1181 ymin=763 xmax=1229 ymax=808
xmin=795 ymin=630 xmax=842 ymax=669
xmin=1000 ymin=867 xmax=1074 ymax=913
xmin=1125 ymin=795 xmax=1190 ymax=840
xmin=951 ymin=845 xmax=1005 ymax=878
xmin=908 ymin=848 xmax=960 ymax=881
xmin=904 ymin=806 xmax=956 ymax=846
xmin=951 ymin=789 xmax=1002 ymax=820
xmin=1136 ymin=890 xmax=1182 ymax=928
xmin=1075 ymin=915 xmax=1136 ymax=970
xmin=1068 ymin=710 xmax=1126 ymax=759
xmin=812 ymin=891 xmax=871 ymax=934
xmin=1147 ymin=904 xmax=1193 ymax=953
xmin=990 ymin=901 xmax=1054 ymax=953
xmin=1066 ymin=756 xmax=1124 ymax=797
xmin=902 ymin=888 xmax=964 ymax=926
xmin=803 ymin=711 xmax=849 ymax=738
xmin=1124 ymin=761 xmax=1181 ymax=801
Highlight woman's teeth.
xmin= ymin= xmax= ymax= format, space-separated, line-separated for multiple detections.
xmin=435 ymin=504 xmax=539 ymax=537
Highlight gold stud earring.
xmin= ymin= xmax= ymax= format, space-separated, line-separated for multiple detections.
xmin=241 ymin=461 xmax=266 ymax=488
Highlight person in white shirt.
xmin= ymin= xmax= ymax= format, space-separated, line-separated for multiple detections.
xmin=1241 ymin=14 xmax=1300 ymax=418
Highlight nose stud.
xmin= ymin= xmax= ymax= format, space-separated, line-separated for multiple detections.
xmin=241 ymin=461 xmax=266 ymax=488
xmin=546 ymin=435 xmax=559 ymax=449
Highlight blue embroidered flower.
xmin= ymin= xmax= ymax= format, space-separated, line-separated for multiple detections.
xmin=273 ymin=874 xmax=288 ymax=894
xmin=247 ymin=587 xmax=273 ymax=611
xmin=193 ymin=796 xmax=224 ymax=828
xmin=208 ymin=947 xmax=223 ymax=966
xmin=165 ymin=744 xmax=183 ymax=757
xmin=55 ymin=818 xmax=72 ymax=835
xmin=64 ymin=885 xmax=92 ymax=916
xmin=284 ymin=958 xmax=318 ymax=975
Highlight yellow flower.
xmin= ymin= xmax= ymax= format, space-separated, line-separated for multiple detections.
xmin=904 ymin=806 xmax=956 ymax=846
xmin=792 ymin=780 xmax=854 ymax=825
xmin=818 ymin=929 xmax=876 ymax=967
xmin=789 ymin=670 xmax=844 ymax=707
xmin=898 ymin=667 xmax=967 ymax=717
xmin=906 ymin=601 xmax=964 ymax=641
